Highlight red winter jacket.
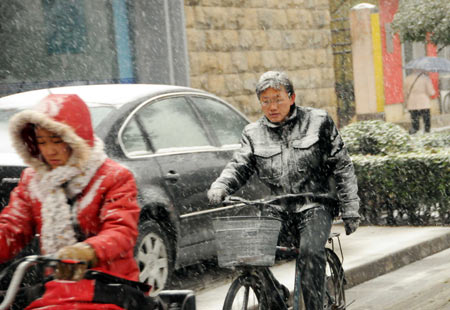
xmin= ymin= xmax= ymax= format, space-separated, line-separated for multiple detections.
xmin=0 ymin=159 xmax=141 ymax=279
xmin=0 ymin=94 xmax=141 ymax=309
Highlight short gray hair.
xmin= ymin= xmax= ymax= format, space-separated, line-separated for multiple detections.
xmin=255 ymin=71 xmax=295 ymax=100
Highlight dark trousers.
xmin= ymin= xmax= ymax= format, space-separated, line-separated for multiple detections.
xmin=278 ymin=206 xmax=333 ymax=310
xmin=410 ymin=109 xmax=430 ymax=134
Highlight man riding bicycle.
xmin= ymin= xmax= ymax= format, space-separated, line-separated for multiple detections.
xmin=208 ymin=71 xmax=360 ymax=310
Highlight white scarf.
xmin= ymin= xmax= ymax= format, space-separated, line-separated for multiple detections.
xmin=29 ymin=139 xmax=107 ymax=254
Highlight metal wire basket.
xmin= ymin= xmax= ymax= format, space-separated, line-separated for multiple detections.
xmin=213 ymin=216 xmax=282 ymax=268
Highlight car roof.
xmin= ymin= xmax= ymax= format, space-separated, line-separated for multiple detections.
xmin=0 ymin=84 xmax=210 ymax=109
xmin=0 ymin=84 xmax=220 ymax=166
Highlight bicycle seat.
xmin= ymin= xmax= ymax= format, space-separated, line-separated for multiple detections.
xmin=330 ymin=232 xmax=340 ymax=238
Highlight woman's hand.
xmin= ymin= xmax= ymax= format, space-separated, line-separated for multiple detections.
xmin=55 ymin=242 xmax=98 ymax=281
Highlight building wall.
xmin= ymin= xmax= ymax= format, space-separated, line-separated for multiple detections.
xmin=1 ymin=0 xmax=338 ymax=123
xmin=0 ymin=1 xmax=117 ymax=87
xmin=183 ymin=0 xmax=338 ymax=121
xmin=329 ymin=0 xmax=379 ymax=126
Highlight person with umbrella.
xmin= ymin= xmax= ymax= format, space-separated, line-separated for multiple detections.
xmin=403 ymin=56 xmax=450 ymax=134
xmin=403 ymin=69 xmax=436 ymax=134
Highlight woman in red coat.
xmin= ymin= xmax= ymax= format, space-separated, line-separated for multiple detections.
xmin=0 ymin=94 xmax=142 ymax=309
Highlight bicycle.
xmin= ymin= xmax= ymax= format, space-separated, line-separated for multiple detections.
xmin=213 ymin=193 xmax=346 ymax=310
xmin=0 ymin=254 xmax=196 ymax=310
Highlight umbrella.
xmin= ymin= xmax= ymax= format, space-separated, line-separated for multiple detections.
xmin=404 ymin=56 xmax=450 ymax=73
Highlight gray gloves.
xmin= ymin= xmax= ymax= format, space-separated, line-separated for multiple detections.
xmin=343 ymin=217 xmax=360 ymax=235
xmin=207 ymin=188 xmax=227 ymax=206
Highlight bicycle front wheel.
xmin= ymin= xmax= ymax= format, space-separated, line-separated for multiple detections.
xmin=222 ymin=273 xmax=269 ymax=310
xmin=324 ymin=248 xmax=346 ymax=310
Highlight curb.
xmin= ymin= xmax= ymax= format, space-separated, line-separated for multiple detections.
xmin=344 ymin=230 xmax=450 ymax=288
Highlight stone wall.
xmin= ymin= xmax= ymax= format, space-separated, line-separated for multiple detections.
xmin=184 ymin=0 xmax=337 ymax=122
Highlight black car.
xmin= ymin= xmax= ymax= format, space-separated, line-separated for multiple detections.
xmin=0 ymin=84 xmax=268 ymax=293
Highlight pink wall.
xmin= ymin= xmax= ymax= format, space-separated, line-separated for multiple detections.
xmin=426 ymin=39 xmax=439 ymax=99
xmin=379 ymin=0 xmax=440 ymax=104
xmin=379 ymin=0 xmax=403 ymax=105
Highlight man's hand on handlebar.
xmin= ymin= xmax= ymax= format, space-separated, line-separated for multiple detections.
xmin=343 ymin=217 xmax=360 ymax=235
xmin=55 ymin=242 xmax=98 ymax=281
xmin=207 ymin=188 xmax=227 ymax=206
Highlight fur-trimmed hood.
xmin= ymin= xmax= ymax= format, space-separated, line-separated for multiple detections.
xmin=7 ymin=94 xmax=108 ymax=254
xmin=8 ymin=94 xmax=96 ymax=174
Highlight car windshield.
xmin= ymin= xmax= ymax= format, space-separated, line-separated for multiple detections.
xmin=0 ymin=105 xmax=115 ymax=154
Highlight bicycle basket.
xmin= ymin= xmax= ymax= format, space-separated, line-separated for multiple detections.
xmin=213 ymin=216 xmax=282 ymax=268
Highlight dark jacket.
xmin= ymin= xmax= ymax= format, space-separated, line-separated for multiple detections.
xmin=210 ymin=106 xmax=360 ymax=218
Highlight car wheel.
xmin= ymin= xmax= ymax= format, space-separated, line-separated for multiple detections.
xmin=135 ymin=219 xmax=174 ymax=296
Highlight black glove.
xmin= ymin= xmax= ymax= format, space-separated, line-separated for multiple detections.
xmin=207 ymin=188 xmax=227 ymax=206
xmin=343 ymin=217 xmax=360 ymax=235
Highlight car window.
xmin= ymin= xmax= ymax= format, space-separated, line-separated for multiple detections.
xmin=121 ymin=117 xmax=151 ymax=155
xmin=89 ymin=106 xmax=115 ymax=128
xmin=136 ymin=96 xmax=210 ymax=152
xmin=190 ymin=97 xmax=248 ymax=146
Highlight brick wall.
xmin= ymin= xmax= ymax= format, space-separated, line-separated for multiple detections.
xmin=184 ymin=0 xmax=337 ymax=121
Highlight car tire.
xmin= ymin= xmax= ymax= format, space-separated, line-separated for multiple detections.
xmin=135 ymin=219 xmax=174 ymax=296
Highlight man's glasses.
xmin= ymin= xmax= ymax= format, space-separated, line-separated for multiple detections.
xmin=260 ymin=97 xmax=287 ymax=107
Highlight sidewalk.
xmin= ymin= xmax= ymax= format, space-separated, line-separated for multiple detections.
xmin=194 ymin=224 xmax=450 ymax=309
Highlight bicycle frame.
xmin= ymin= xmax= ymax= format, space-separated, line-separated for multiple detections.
xmin=254 ymin=267 xmax=290 ymax=310
xmin=219 ymin=193 xmax=346 ymax=310
xmin=277 ymin=233 xmax=344 ymax=310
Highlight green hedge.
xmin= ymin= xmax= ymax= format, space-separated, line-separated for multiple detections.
xmin=341 ymin=120 xmax=450 ymax=225
xmin=414 ymin=131 xmax=450 ymax=149
xmin=352 ymin=152 xmax=450 ymax=225
xmin=341 ymin=120 xmax=414 ymax=155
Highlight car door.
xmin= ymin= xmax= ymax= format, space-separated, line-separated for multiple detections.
xmin=129 ymin=94 xmax=222 ymax=263
xmin=112 ymin=113 xmax=167 ymax=212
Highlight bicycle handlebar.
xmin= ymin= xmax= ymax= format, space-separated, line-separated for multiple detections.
xmin=223 ymin=192 xmax=336 ymax=210
xmin=0 ymin=255 xmax=87 ymax=310
xmin=0 ymin=255 xmax=197 ymax=310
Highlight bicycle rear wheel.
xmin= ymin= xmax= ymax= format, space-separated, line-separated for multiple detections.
xmin=324 ymin=248 xmax=346 ymax=310
xmin=222 ymin=273 xmax=269 ymax=310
